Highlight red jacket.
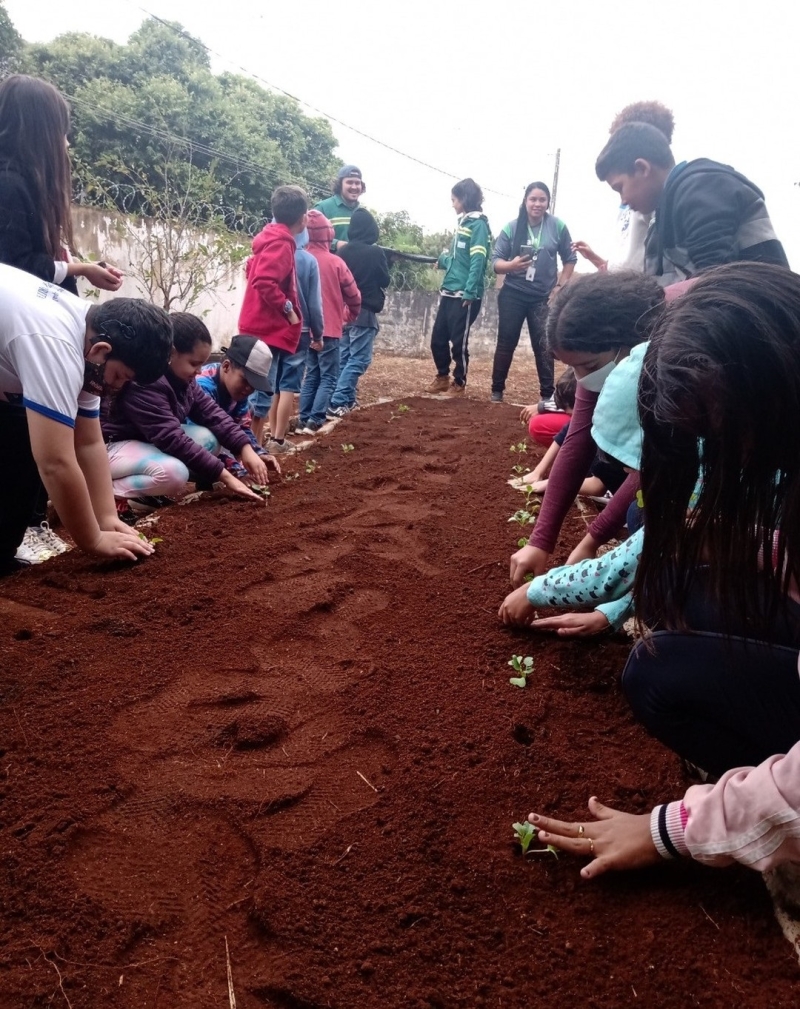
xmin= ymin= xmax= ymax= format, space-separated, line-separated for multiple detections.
xmin=306 ymin=210 xmax=361 ymax=338
xmin=238 ymin=222 xmax=302 ymax=353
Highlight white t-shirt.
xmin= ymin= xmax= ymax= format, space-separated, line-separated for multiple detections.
xmin=606 ymin=205 xmax=651 ymax=272
xmin=0 ymin=264 xmax=98 ymax=427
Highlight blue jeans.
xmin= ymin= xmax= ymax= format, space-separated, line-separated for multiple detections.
xmin=299 ymin=337 xmax=341 ymax=426
xmin=329 ymin=325 xmax=377 ymax=410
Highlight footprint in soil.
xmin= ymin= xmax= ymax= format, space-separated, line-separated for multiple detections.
xmin=107 ymin=668 xmax=396 ymax=847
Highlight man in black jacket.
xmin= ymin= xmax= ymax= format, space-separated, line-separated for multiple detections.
xmin=595 ymin=123 xmax=788 ymax=285
xmin=326 ymin=208 xmax=391 ymax=417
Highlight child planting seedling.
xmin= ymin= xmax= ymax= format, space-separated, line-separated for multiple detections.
xmin=508 ymin=654 xmax=534 ymax=688
xmin=513 ymin=821 xmax=558 ymax=858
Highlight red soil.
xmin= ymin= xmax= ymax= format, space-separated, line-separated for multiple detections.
xmin=0 ymin=397 xmax=796 ymax=1008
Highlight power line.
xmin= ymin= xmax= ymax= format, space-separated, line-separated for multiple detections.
xmin=125 ymin=1 xmax=513 ymax=199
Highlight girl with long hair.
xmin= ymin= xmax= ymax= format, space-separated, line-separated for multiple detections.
xmin=526 ymin=263 xmax=800 ymax=883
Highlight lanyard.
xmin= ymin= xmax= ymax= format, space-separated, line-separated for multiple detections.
xmin=527 ymin=221 xmax=545 ymax=250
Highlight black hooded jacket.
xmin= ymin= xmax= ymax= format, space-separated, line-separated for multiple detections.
xmin=337 ymin=208 xmax=391 ymax=314
xmin=645 ymin=158 xmax=788 ymax=284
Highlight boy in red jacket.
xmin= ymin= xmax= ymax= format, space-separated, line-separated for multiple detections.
xmin=297 ymin=209 xmax=362 ymax=433
xmin=238 ymin=185 xmax=308 ymax=449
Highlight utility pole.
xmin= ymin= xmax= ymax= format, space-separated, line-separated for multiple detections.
xmin=551 ymin=148 xmax=561 ymax=215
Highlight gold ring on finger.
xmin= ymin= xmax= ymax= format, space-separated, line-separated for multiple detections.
xmin=577 ymin=825 xmax=585 ymax=837
xmin=588 ymin=838 xmax=595 ymax=854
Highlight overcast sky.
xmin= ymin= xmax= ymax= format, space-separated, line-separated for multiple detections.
xmin=7 ymin=0 xmax=800 ymax=268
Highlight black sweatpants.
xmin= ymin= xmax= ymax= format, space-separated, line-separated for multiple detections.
xmin=0 ymin=404 xmax=42 ymax=574
xmin=622 ymin=631 xmax=800 ymax=779
xmin=491 ymin=285 xmax=552 ymax=397
xmin=430 ymin=296 xmax=481 ymax=387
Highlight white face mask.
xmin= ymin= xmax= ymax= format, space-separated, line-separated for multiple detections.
xmin=576 ymin=349 xmax=623 ymax=393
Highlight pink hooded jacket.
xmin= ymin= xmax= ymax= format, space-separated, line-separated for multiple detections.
xmin=305 ymin=210 xmax=361 ymax=338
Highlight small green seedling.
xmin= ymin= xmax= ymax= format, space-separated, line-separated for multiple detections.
xmin=508 ymin=654 xmax=533 ymax=688
xmin=517 ymin=537 xmax=528 ymax=549
xmin=513 ymin=820 xmax=559 ymax=859
xmin=138 ymin=532 xmax=163 ymax=546
xmin=341 ymin=443 xmax=355 ymax=453
xmin=509 ymin=442 xmax=528 ymax=456
xmin=305 ymin=459 xmax=319 ymax=474
xmin=251 ymin=484 xmax=271 ymax=499
xmin=508 ymin=508 xmax=537 ymax=527
xmin=397 ymin=403 xmax=411 ymax=413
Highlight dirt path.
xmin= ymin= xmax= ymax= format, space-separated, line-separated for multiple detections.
xmin=0 ymin=398 xmax=796 ymax=1007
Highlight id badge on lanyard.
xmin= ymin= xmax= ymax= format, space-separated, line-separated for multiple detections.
xmin=525 ymin=250 xmax=539 ymax=283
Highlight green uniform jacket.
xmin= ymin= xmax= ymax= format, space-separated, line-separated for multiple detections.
xmin=436 ymin=212 xmax=491 ymax=301
xmin=314 ymin=195 xmax=360 ymax=248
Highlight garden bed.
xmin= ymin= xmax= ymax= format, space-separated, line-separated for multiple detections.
xmin=0 ymin=397 xmax=796 ymax=1007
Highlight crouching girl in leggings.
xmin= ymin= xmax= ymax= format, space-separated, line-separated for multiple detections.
xmin=102 ymin=314 xmax=265 ymax=512
xmin=527 ymin=263 xmax=800 ymax=881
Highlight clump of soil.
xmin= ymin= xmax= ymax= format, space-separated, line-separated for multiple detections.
xmin=0 ymin=397 xmax=796 ymax=1008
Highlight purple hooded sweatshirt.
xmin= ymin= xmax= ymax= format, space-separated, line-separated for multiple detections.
xmin=102 ymin=369 xmax=251 ymax=484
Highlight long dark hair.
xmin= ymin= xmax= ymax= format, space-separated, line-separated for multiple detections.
xmin=0 ymin=75 xmax=74 ymax=258
xmin=511 ymin=181 xmax=550 ymax=257
xmin=635 ymin=262 xmax=800 ymax=639
xmin=451 ymin=177 xmax=483 ymax=213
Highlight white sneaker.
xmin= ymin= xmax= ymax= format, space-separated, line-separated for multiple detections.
xmin=36 ymin=521 xmax=71 ymax=556
xmin=14 ymin=522 xmax=69 ymax=565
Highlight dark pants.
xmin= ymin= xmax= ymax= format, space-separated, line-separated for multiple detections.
xmin=492 ymin=285 xmax=552 ymax=397
xmin=0 ymin=404 xmax=41 ymax=575
xmin=430 ymin=296 xmax=481 ymax=387
xmin=623 ymin=631 xmax=800 ymax=779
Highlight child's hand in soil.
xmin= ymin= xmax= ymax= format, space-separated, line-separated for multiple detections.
xmin=219 ymin=469 xmax=267 ymax=503
xmin=519 ymin=403 xmax=538 ymax=424
xmin=240 ymin=445 xmax=270 ymax=485
xmin=498 ymin=584 xmax=536 ymax=626
xmin=528 ymin=797 xmax=661 ymax=879
xmin=509 ymin=544 xmax=549 ymax=587
xmin=264 ymin=453 xmax=281 ymax=477
xmin=529 ymin=611 xmax=610 ymax=637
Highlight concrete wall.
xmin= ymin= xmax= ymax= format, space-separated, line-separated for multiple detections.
xmin=73 ymin=206 xmax=500 ymax=359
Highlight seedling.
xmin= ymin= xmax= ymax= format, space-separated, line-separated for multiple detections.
xmin=251 ymin=484 xmax=271 ymax=499
xmin=138 ymin=532 xmax=163 ymax=546
xmin=341 ymin=443 xmax=355 ymax=453
xmin=509 ymin=441 xmax=529 ymax=479
xmin=507 ymin=508 xmax=537 ymax=528
xmin=397 ymin=404 xmax=411 ymax=413
xmin=512 ymin=820 xmax=559 ymax=859
xmin=517 ymin=537 xmax=528 ymax=549
xmin=508 ymin=654 xmax=533 ymax=688
xmin=305 ymin=459 xmax=319 ymax=474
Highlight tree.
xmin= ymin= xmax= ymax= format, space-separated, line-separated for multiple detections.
xmin=0 ymin=1 xmax=22 ymax=73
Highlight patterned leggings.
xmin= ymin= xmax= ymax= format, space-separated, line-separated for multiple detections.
xmin=107 ymin=424 xmax=219 ymax=498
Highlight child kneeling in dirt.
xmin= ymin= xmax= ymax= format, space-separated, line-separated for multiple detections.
xmin=102 ymin=314 xmax=268 ymax=515
xmin=515 ymin=367 xmax=626 ymax=499
xmin=500 ymin=342 xmax=646 ymax=637
xmin=197 ymin=336 xmax=280 ymax=482
xmin=0 ymin=264 xmax=172 ymax=575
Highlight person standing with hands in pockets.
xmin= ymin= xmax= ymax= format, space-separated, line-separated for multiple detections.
xmin=427 ymin=178 xmax=491 ymax=396
xmin=490 ymin=182 xmax=577 ymax=405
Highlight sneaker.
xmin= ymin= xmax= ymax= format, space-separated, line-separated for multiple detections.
xmin=445 ymin=381 xmax=465 ymax=396
xmin=35 ymin=521 xmax=70 ymax=556
xmin=538 ymin=396 xmax=559 ymax=413
xmin=326 ymin=405 xmax=352 ymax=420
xmin=267 ymin=438 xmax=294 ymax=454
xmin=128 ymin=495 xmax=174 ymax=515
xmin=426 ymin=375 xmax=450 ymax=394
xmin=14 ymin=526 xmax=60 ymax=565
xmin=296 ymin=423 xmax=321 ymax=436
xmin=490 ymin=390 xmax=503 ymax=403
